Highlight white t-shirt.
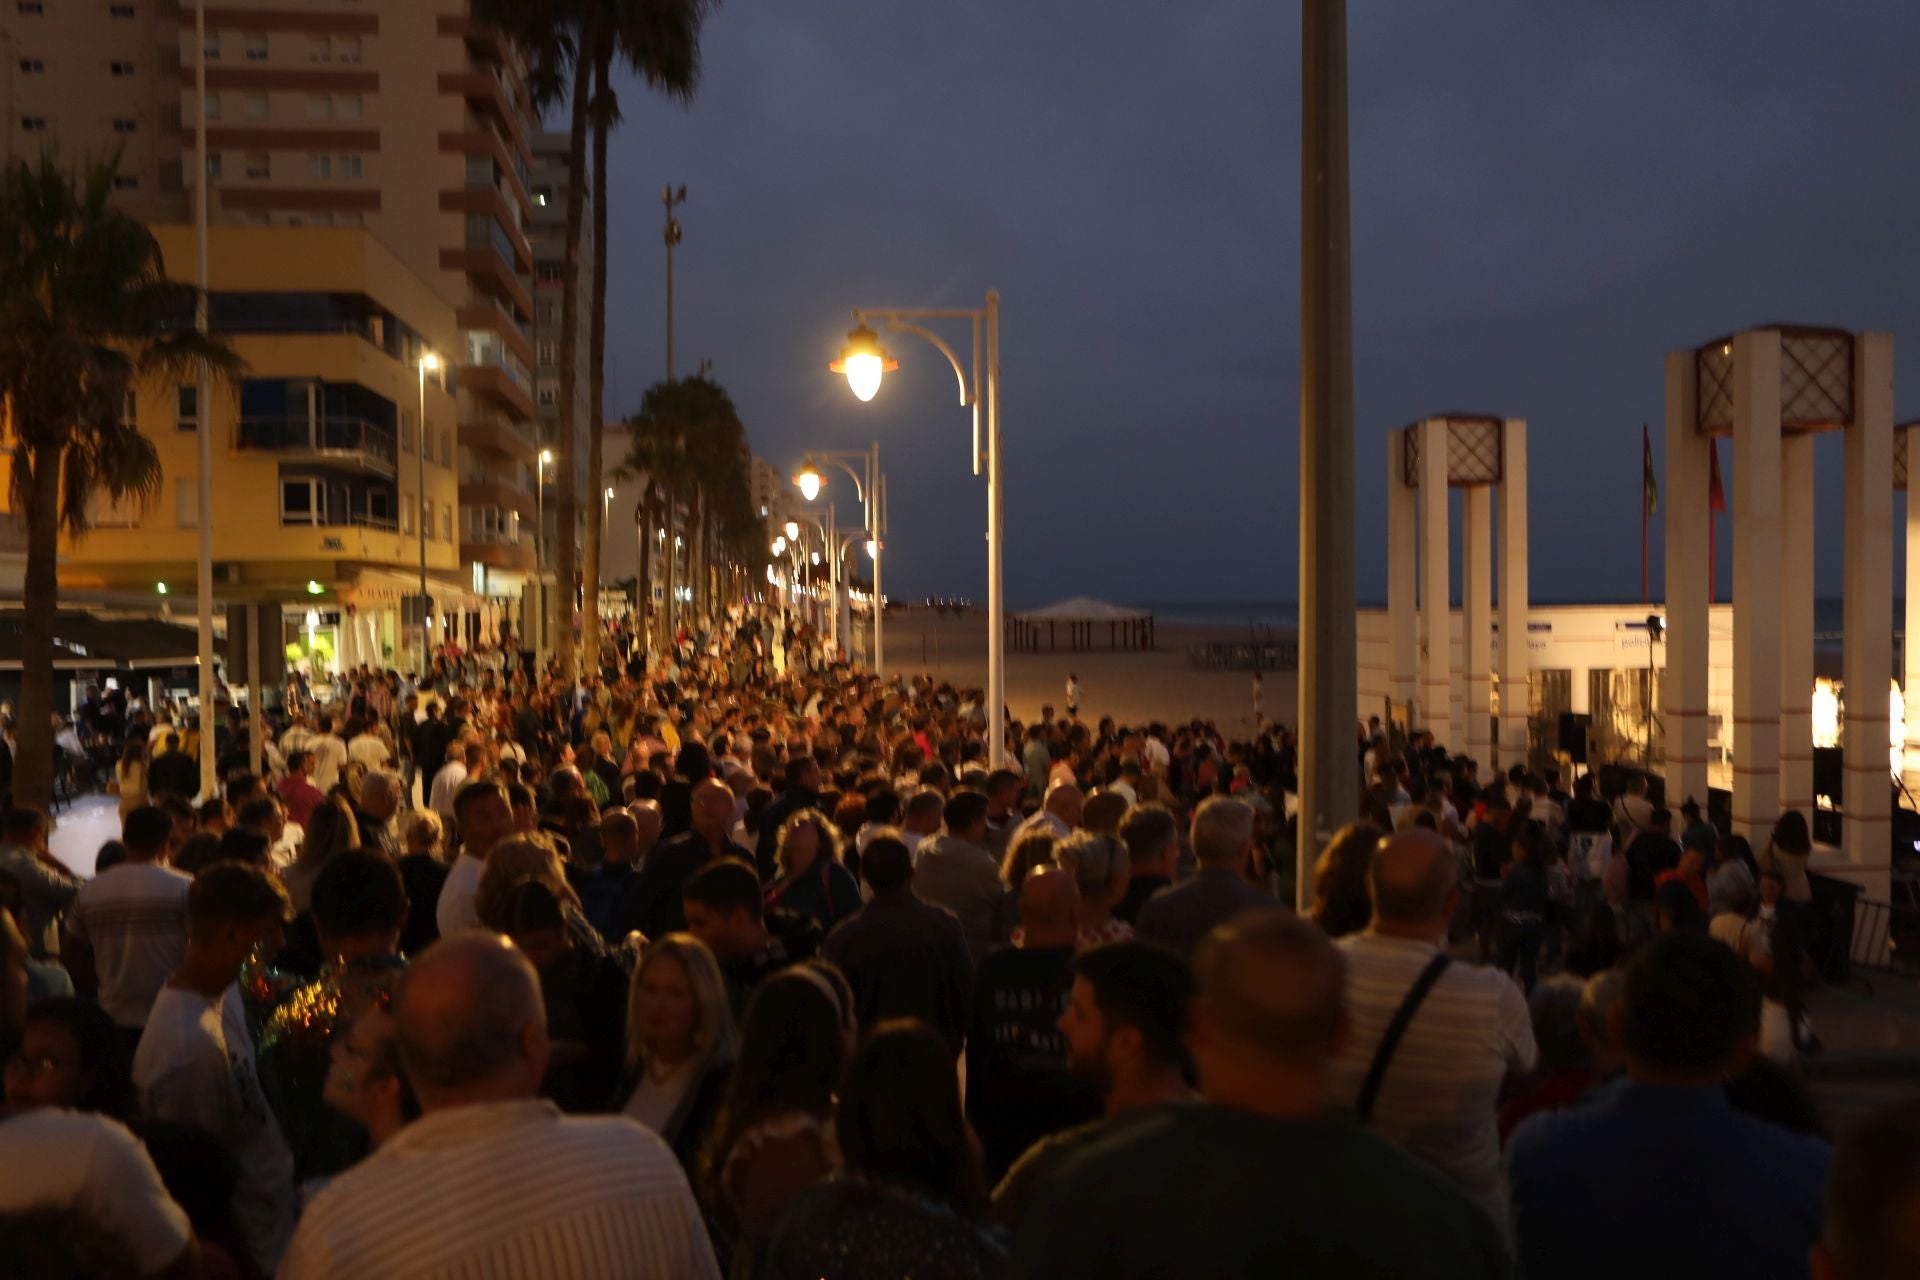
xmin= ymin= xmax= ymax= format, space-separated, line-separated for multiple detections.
xmin=429 ymin=762 xmax=470 ymax=820
xmin=309 ymin=735 xmax=349 ymax=792
xmin=64 ymin=861 xmax=191 ymax=1028
xmin=0 ymin=1108 xmax=192 ymax=1275
xmin=436 ymin=851 xmax=486 ymax=937
xmin=134 ymin=984 xmax=296 ymax=1273
xmin=348 ymin=733 xmax=392 ymax=771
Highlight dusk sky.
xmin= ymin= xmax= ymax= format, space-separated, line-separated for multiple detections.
xmin=591 ymin=1 xmax=1920 ymax=612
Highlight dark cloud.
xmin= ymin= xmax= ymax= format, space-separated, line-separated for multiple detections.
xmin=594 ymin=1 xmax=1920 ymax=609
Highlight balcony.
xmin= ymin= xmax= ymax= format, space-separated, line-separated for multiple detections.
xmin=440 ymin=246 xmax=532 ymax=323
xmin=462 ymin=530 xmax=535 ymax=573
xmin=237 ymin=416 xmax=397 ymax=477
xmin=461 ymin=473 xmax=535 ymax=521
xmin=457 ymin=295 xmax=533 ymax=367
xmin=441 ymin=67 xmax=518 ymax=134
xmin=438 ymin=128 xmax=533 ymax=224
xmin=460 ymin=411 xmax=535 ymax=462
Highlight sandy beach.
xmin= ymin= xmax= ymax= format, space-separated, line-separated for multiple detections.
xmin=881 ymin=607 xmax=1297 ymax=734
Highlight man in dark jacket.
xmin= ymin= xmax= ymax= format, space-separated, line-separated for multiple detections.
xmin=754 ymin=754 xmax=821 ymax=880
xmin=623 ymin=780 xmax=748 ymax=939
xmin=822 ymin=831 xmax=973 ymax=1056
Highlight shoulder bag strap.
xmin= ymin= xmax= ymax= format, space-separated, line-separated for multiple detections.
xmin=1354 ymin=952 xmax=1451 ymax=1124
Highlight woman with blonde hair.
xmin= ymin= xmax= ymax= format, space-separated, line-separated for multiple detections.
xmin=770 ymin=808 xmax=862 ymax=932
xmin=620 ymin=934 xmax=738 ymax=1171
xmin=283 ymin=792 xmax=361 ymax=914
xmin=1053 ymin=829 xmax=1133 ymax=948
xmin=113 ymin=738 xmax=148 ymax=821
xmin=1001 ymin=827 xmax=1058 ymax=892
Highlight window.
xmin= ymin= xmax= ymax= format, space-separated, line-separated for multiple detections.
xmin=109 ymin=4 xmax=135 ymax=17
xmin=368 ymin=490 xmax=391 ymax=523
xmin=113 ymin=175 xmax=137 ymax=190
xmin=536 ymin=263 xmax=563 ymax=285
xmin=536 ymin=340 xmax=556 ymax=364
xmin=422 ymin=500 xmax=433 ymax=540
xmin=399 ymin=409 xmax=413 ymax=453
xmin=442 ymin=508 xmax=451 ymax=541
xmin=307 ymin=95 xmax=331 ymax=121
xmin=537 ymin=384 xmax=557 ymax=408
xmin=307 ymin=35 xmax=330 ymax=63
xmin=110 ymin=61 xmax=135 ymax=77
xmin=203 ymin=93 xmax=220 ymax=120
xmin=282 ymin=478 xmax=319 ymax=526
xmin=337 ymin=36 xmax=361 ymax=64
xmin=341 ymin=154 xmax=361 ymax=179
xmin=243 ymin=152 xmax=268 ymax=179
xmin=175 ymin=479 xmax=199 ymax=529
xmin=244 ymin=33 xmax=267 ymax=61
xmin=112 ymin=118 xmax=137 ymax=134
xmin=175 ymin=385 xmax=198 ymax=431
xmin=206 ymin=152 xmax=221 ymax=179
xmin=18 ymin=59 xmax=43 ymax=74
xmin=204 ymin=32 xmax=220 ymax=60
xmin=440 ymin=430 xmax=451 ymax=466
xmin=403 ymin=501 xmax=413 ymax=535
xmin=243 ymin=94 xmax=267 ymax=121
xmin=309 ymin=153 xmax=331 ymax=179
xmin=17 ymin=2 xmax=44 ymax=14
xmin=19 ymin=116 xmax=47 ymax=133
xmin=337 ymin=95 xmax=362 ymax=121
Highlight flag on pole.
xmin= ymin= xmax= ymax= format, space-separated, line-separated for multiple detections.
xmin=1708 ymin=438 xmax=1726 ymax=513
xmin=1643 ymin=424 xmax=1659 ymax=516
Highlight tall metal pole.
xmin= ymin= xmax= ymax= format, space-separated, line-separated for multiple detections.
xmin=537 ymin=454 xmax=547 ymax=661
xmin=194 ymin=0 xmax=215 ymax=802
xmin=1297 ymin=0 xmax=1357 ymax=909
xmin=417 ymin=361 xmax=430 ymax=677
xmin=663 ymin=186 xmax=684 ymax=379
xmin=873 ymin=467 xmax=886 ymax=682
xmin=827 ymin=501 xmax=838 ymax=655
xmin=985 ymin=291 xmax=1006 ymax=769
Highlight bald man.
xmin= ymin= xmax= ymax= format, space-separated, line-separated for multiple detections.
xmin=1019 ymin=782 xmax=1083 ymax=841
xmin=622 ymin=779 xmax=752 ymax=940
xmin=1327 ymin=828 xmax=1536 ymax=1237
xmin=1011 ymin=912 xmax=1508 ymax=1279
xmin=281 ymin=935 xmax=719 ymax=1279
xmin=968 ymin=865 xmax=1098 ymax=1179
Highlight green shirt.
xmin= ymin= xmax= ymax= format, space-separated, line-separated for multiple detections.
xmin=1012 ymin=1100 xmax=1511 ymax=1280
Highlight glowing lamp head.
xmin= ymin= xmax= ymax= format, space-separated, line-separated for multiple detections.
xmin=829 ymin=322 xmax=897 ymax=402
xmin=865 ymin=538 xmax=879 ymax=560
xmin=420 ymin=351 xmax=439 ymax=372
xmin=306 ymin=579 xmax=324 ymax=595
xmin=810 ymin=551 xmax=821 ymax=566
xmin=784 ymin=520 xmax=800 ymax=541
xmin=539 ymin=449 xmax=553 ymax=465
xmin=772 ymin=536 xmax=787 ymax=555
xmin=794 ymin=461 xmax=823 ymax=502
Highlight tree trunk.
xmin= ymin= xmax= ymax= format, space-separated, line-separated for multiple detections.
xmin=14 ymin=443 xmax=63 ymax=811
xmin=661 ymin=487 xmax=676 ymax=650
xmin=690 ymin=487 xmax=707 ymax=630
xmin=580 ymin=38 xmax=613 ymax=680
xmin=552 ymin=1 xmax=598 ymax=682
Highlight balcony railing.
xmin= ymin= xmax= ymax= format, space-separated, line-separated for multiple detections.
xmin=237 ymin=416 xmax=398 ymax=467
xmin=284 ymin=509 xmax=400 ymax=532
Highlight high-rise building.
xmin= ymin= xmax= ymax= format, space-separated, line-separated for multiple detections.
xmin=0 ymin=1 xmax=569 ymax=656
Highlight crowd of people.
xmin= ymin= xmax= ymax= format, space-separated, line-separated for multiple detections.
xmin=0 ymin=607 xmax=1915 ymax=1279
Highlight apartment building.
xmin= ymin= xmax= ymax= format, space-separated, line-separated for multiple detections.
xmin=0 ymin=0 xmax=568 ymax=654
xmin=53 ymin=225 xmax=462 ymax=665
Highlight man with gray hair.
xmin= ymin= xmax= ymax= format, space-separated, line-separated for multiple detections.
xmin=280 ymin=933 xmax=719 ymax=1278
xmin=1134 ymin=796 xmax=1272 ymax=957
xmin=1328 ymin=827 xmax=1535 ymax=1238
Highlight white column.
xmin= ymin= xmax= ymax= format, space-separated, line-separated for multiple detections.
xmin=1779 ymin=434 xmax=1816 ymax=814
xmin=1463 ymin=486 xmax=1493 ymax=767
xmin=1416 ymin=418 xmax=1452 ymax=746
xmin=1386 ymin=428 xmax=1417 ymax=718
xmin=1497 ymin=421 xmax=1530 ymax=768
xmin=1664 ymin=353 xmax=1711 ymax=810
xmin=1842 ymin=333 xmax=1894 ymax=900
xmin=1904 ymin=426 xmax=1920 ymax=799
xmin=1731 ymin=331 xmax=1784 ymax=844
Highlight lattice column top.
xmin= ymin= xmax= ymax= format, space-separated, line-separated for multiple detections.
xmin=1400 ymin=414 xmax=1511 ymax=489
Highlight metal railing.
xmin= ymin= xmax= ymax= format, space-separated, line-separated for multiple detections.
xmin=1186 ymin=638 xmax=1299 ymax=672
xmin=1849 ymin=897 xmax=1920 ymax=981
xmin=237 ymin=416 xmax=397 ymax=465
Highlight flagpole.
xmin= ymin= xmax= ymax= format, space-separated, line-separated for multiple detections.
xmin=1641 ymin=425 xmax=1649 ymax=604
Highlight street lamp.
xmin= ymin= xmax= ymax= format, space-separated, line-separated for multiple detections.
xmin=783 ymin=519 xmax=800 ymax=543
xmin=417 ymin=351 xmax=439 ymax=674
xmin=829 ymin=322 xmax=897 ymax=402
xmin=827 ymin=293 xmax=1004 ymax=767
xmin=537 ymin=448 xmax=553 ymax=659
xmin=790 ymin=444 xmax=883 ymax=676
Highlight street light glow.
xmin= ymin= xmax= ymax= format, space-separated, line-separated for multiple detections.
xmin=794 ymin=463 xmax=822 ymax=502
xmin=420 ymin=351 xmax=439 ymax=372
xmin=540 ymin=449 xmax=553 ymax=465
xmin=829 ymin=322 xmax=896 ymax=402
xmin=784 ymin=520 xmax=800 ymax=541
xmin=865 ymin=538 xmax=879 ymax=560
xmin=810 ymin=551 xmax=821 ymax=565
xmin=772 ymin=536 xmax=787 ymax=555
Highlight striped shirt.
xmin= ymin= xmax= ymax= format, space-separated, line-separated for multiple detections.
xmin=1329 ymin=933 xmax=1536 ymax=1235
xmin=279 ymin=1099 xmax=721 ymax=1280
xmin=66 ymin=861 xmax=191 ymax=1027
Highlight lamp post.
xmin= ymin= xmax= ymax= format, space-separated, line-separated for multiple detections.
xmin=194 ymin=0 xmax=214 ymax=801
xmin=415 ymin=352 xmax=438 ymax=676
xmin=537 ymin=448 xmax=552 ymax=660
xmin=793 ymin=442 xmax=882 ymax=675
xmin=829 ymin=295 xmax=1002 ymax=766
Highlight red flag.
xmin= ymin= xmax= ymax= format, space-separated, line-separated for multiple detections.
xmin=1708 ymin=439 xmax=1727 ymax=513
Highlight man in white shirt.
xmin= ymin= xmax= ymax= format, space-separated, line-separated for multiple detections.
xmin=428 ymin=740 xmax=471 ymax=824
xmin=308 ymin=714 xmax=350 ymax=793
xmin=347 ymin=721 xmax=393 ymax=773
xmin=0 ymin=1108 xmax=197 ymax=1278
xmin=1328 ymin=828 xmax=1537 ymax=1237
xmin=133 ymin=863 xmax=296 ymax=1275
xmin=280 ymin=933 xmax=720 ymax=1279
xmin=435 ymin=781 xmax=515 ymax=938
xmin=63 ymin=805 xmax=191 ymax=1033
xmin=1017 ymin=781 xmax=1083 ymax=842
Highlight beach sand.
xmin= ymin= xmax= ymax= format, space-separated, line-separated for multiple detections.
xmin=881 ymin=607 xmax=1297 ymax=734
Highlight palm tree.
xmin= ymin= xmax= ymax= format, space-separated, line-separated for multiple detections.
xmin=579 ymin=0 xmax=712 ymax=677
xmin=0 ymin=156 xmax=237 ymax=809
